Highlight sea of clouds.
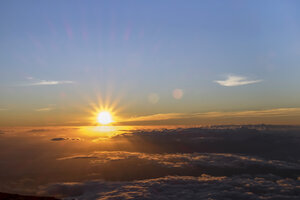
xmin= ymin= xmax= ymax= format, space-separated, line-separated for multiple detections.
xmin=1 ymin=125 xmax=300 ymax=199
xmin=42 ymin=175 xmax=300 ymax=200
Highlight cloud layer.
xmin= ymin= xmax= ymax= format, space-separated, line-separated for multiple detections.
xmin=56 ymin=151 xmax=300 ymax=179
xmin=42 ymin=175 xmax=300 ymax=200
xmin=111 ymin=125 xmax=300 ymax=161
xmin=215 ymin=75 xmax=262 ymax=86
xmin=1 ymin=126 xmax=299 ymax=198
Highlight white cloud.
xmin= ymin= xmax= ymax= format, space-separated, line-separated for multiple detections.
xmin=20 ymin=77 xmax=75 ymax=86
xmin=28 ymin=80 xmax=74 ymax=86
xmin=215 ymin=75 xmax=262 ymax=86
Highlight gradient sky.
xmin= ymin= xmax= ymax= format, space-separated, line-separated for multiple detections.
xmin=1 ymin=0 xmax=300 ymax=126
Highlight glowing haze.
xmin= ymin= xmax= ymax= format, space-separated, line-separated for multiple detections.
xmin=1 ymin=0 xmax=300 ymax=126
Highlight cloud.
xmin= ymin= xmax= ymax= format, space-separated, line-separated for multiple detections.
xmin=57 ymin=151 xmax=300 ymax=172
xmin=111 ymin=125 xmax=300 ymax=162
xmin=41 ymin=175 xmax=300 ymax=200
xmin=0 ymin=108 xmax=8 ymax=111
xmin=215 ymin=75 xmax=262 ymax=86
xmin=35 ymin=104 xmax=56 ymax=112
xmin=51 ymin=137 xmax=80 ymax=141
xmin=51 ymin=137 xmax=68 ymax=141
xmin=27 ymin=129 xmax=50 ymax=133
xmin=119 ymin=108 xmax=300 ymax=125
xmin=126 ymin=113 xmax=188 ymax=122
xmin=2 ymin=126 xmax=300 ymax=198
xmin=20 ymin=77 xmax=75 ymax=86
xmin=35 ymin=107 xmax=53 ymax=112
xmin=27 ymin=80 xmax=74 ymax=86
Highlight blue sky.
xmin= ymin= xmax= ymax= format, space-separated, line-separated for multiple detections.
xmin=1 ymin=0 xmax=300 ymax=125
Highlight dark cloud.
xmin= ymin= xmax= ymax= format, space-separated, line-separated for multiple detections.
xmin=57 ymin=151 xmax=300 ymax=180
xmin=27 ymin=128 xmax=79 ymax=133
xmin=51 ymin=137 xmax=68 ymax=141
xmin=41 ymin=175 xmax=300 ymax=200
xmin=27 ymin=129 xmax=50 ymax=133
xmin=50 ymin=137 xmax=81 ymax=141
xmin=112 ymin=125 xmax=300 ymax=162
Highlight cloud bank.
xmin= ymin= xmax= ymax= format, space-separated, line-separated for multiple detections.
xmin=215 ymin=75 xmax=262 ymax=86
xmin=111 ymin=125 xmax=300 ymax=161
xmin=57 ymin=151 xmax=300 ymax=179
xmin=41 ymin=175 xmax=300 ymax=200
xmin=0 ymin=126 xmax=299 ymax=198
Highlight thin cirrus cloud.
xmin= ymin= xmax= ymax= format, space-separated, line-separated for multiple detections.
xmin=21 ymin=77 xmax=75 ymax=86
xmin=35 ymin=107 xmax=53 ymax=112
xmin=119 ymin=107 xmax=300 ymax=125
xmin=215 ymin=75 xmax=262 ymax=87
xmin=35 ymin=104 xmax=56 ymax=112
xmin=27 ymin=80 xmax=74 ymax=86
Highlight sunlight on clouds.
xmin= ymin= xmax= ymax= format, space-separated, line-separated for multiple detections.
xmin=127 ymin=113 xmax=186 ymax=122
xmin=121 ymin=107 xmax=300 ymax=125
xmin=215 ymin=75 xmax=262 ymax=86
xmin=78 ymin=126 xmax=133 ymax=139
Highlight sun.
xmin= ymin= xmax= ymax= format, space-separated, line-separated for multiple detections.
xmin=97 ymin=111 xmax=113 ymax=125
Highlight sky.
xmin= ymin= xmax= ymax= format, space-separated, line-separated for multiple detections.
xmin=1 ymin=0 xmax=300 ymax=126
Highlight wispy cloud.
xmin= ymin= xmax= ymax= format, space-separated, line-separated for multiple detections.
xmin=128 ymin=113 xmax=188 ymax=122
xmin=35 ymin=104 xmax=56 ymax=112
xmin=20 ymin=77 xmax=75 ymax=86
xmin=215 ymin=75 xmax=262 ymax=86
xmin=119 ymin=108 xmax=300 ymax=125
xmin=28 ymin=80 xmax=74 ymax=86
xmin=35 ymin=107 xmax=53 ymax=112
